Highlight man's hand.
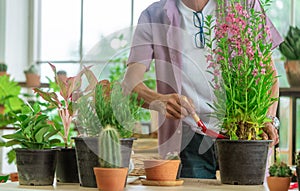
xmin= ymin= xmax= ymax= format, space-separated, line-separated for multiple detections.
xmin=149 ymin=94 xmax=195 ymax=119
xmin=262 ymin=122 xmax=279 ymax=147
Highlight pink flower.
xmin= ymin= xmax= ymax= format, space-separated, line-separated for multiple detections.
xmin=235 ymin=3 xmax=243 ymax=14
xmin=214 ymin=69 xmax=220 ymax=76
xmin=206 ymin=55 xmax=213 ymax=62
xmin=252 ymin=69 xmax=258 ymax=77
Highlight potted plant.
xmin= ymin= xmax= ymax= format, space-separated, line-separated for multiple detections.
xmin=0 ymin=62 xmax=7 ymax=76
xmin=279 ymin=26 xmax=300 ymax=87
xmin=33 ymin=63 xmax=92 ymax=183
xmin=205 ymin=0 xmax=277 ymax=185
xmin=93 ymin=126 xmax=128 ymax=191
xmin=72 ymin=78 xmax=143 ymax=187
xmin=95 ymin=79 xmax=142 ymax=167
xmin=1 ymin=102 xmax=60 ymax=186
xmin=24 ymin=64 xmax=41 ymax=87
xmin=142 ymin=152 xmax=182 ymax=186
xmin=267 ymin=153 xmax=292 ymax=191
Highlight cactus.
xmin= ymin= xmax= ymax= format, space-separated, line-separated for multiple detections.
xmin=268 ymin=161 xmax=292 ymax=177
xmin=24 ymin=64 xmax=39 ymax=74
xmin=0 ymin=63 xmax=7 ymax=72
xmin=279 ymin=26 xmax=300 ymax=60
xmin=98 ymin=125 xmax=122 ymax=168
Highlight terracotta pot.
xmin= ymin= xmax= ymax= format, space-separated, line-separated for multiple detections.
xmin=284 ymin=60 xmax=300 ymax=87
xmin=143 ymin=159 xmax=180 ymax=181
xmin=0 ymin=71 xmax=7 ymax=76
xmin=9 ymin=172 xmax=18 ymax=182
xmin=0 ymin=105 xmax=5 ymax=114
xmin=93 ymin=167 xmax=128 ymax=191
xmin=25 ymin=73 xmax=40 ymax=87
xmin=267 ymin=176 xmax=291 ymax=191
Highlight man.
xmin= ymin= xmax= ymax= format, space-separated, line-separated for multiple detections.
xmin=122 ymin=0 xmax=282 ymax=178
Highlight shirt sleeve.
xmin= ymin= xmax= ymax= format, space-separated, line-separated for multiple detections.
xmin=127 ymin=10 xmax=154 ymax=71
xmin=250 ymin=0 xmax=283 ymax=50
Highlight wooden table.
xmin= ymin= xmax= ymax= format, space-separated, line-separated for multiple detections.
xmin=0 ymin=179 xmax=298 ymax=191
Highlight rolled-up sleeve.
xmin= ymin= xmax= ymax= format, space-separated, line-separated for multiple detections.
xmin=127 ymin=10 xmax=154 ymax=71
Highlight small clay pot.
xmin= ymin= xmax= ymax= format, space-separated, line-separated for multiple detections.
xmin=94 ymin=167 xmax=128 ymax=191
xmin=267 ymin=176 xmax=291 ymax=191
xmin=143 ymin=160 xmax=180 ymax=181
xmin=9 ymin=172 xmax=18 ymax=182
xmin=25 ymin=73 xmax=40 ymax=87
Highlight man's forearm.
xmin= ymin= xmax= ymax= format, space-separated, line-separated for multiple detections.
xmin=122 ymin=62 xmax=161 ymax=109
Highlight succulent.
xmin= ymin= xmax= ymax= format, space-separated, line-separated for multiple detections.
xmin=0 ymin=63 xmax=7 ymax=72
xmin=279 ymin=26 xmax=300 ymax=60
xmin=98 ymin=126 xmax=122 ymax=168
xmin=165 ymin=152 xmax=180 ymax=160
xmin=24 ymin=64 xmax=39 ymax=74
xmin=269 ymin=161 xmax=292 ymax=177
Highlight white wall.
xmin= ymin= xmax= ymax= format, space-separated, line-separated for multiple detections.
xmin=0 ymin=0 xmax=6 ymax=62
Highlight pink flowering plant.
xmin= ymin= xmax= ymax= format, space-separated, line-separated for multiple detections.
xmin=205 ymin=0 xmax=277 ymax=140
xmin=34 ymin=63 xmax=97 ymax=148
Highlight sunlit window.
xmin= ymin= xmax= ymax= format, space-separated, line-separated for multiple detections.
xmin=38 ymin=0 xmax=157 ymax=82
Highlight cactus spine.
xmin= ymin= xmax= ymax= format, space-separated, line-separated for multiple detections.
xmin=99 ymin=125 xmax=122 ymax=168
xmin=0 ymin=63 xmax=7 ymax=72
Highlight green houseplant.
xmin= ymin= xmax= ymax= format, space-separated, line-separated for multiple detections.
xmin=93 ymin=126 xmax=128 ymax=191
xmin=205 ymin=0 xmax=276 ymax=185
xmin=24 ymin=64 xmax=41 ymax=87
xmin=279 ymin=26 xmax=300 ymax=87
xmin=0 ymin=62 xmax=8 ymax=76
xmin=1 ymin=103 xmax=60 ymax=185
xmin=95 ymin=79 xmax=143 ymax=138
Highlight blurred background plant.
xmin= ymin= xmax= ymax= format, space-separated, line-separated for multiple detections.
xmin=279 ymin=26 xmax=300 ymax=60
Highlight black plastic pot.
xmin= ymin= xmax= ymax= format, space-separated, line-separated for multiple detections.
xmin=216 ymin=139 xmax=272 ymax=185
xmin=73 ymin=137 xmax=135 ymax=187
xmin=15 ymin=148 xmax=58 ymax=186
xmin=56 ymin=148 xmax=79 ymax=183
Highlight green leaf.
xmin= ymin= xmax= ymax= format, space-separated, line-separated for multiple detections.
xmin=35 ymin=126 xmax=49 ymax=143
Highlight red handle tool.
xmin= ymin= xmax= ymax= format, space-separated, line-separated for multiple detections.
xmin=182 ymin=97 xmax=228 ymax=139
xmin=190 ymin=113 xmax=228 ymax=139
